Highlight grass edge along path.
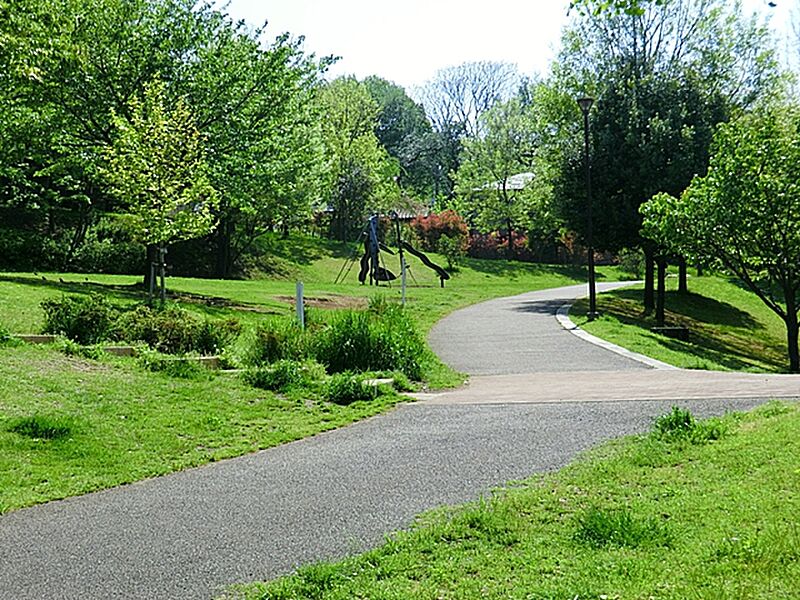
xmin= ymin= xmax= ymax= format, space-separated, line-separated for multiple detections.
xmin=225 ymin=402 xmax=800 ymax=600
xmin=571 ymin=275 xmax=788 ymax=373
xmin=0 ymin=344 xmax=406 ymax=514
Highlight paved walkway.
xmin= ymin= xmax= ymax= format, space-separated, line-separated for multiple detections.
xmin=1 ymin=283 xmax=798 ymax=599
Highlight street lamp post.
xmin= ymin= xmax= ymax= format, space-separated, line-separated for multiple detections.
xmin=577 ymin=96 xmax=597 ymax=321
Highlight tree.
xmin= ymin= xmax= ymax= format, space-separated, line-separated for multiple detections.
xmin=550 ymin=0 xmax=778 ymax=310
xmin=454 ymin=98 xmax=539 ymax=257
xmin=105 ymin=79 xmax=218 ymax=302
xmin=318 ymin=77 xmax=398 ymax=241
xmin=641 ymin=105 xmax=800 ymax=372
xmin=364 ymin=76 xmax=436 ymax=198
xmin=416 ymin=61 xmax=520 ymax=200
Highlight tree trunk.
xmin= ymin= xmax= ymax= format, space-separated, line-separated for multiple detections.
xmin=506 ymin=218 xmax=514 ymax=259
xmin=143 ymin=244 xmax=158 ymax=293
xmin=785 ymin=293 xmax=799 ymax=373
xmin=678 ymin=257 xmax=688 ymax=294
xmin=215 ymin=217 xmax=234 ymax=279
xmin=644 ymin=245 xmax=655 ymax=314
xmin=656 ymin=257 xmax=667 ymax=327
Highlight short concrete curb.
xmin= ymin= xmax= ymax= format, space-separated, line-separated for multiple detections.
xmin=556 ymin=304 xmax=679 ymax=371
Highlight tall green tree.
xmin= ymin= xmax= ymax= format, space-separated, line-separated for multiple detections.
xmin=641 ymin=105 xmax=800 ymax=372
xmin=549 ymin=0 xmax=778 ymax=309
xmin=318 ymin=77 xmax=398 ymax=241
xmin=454 ymin=99 xmax=539 ymax=257
xmin=105 ymin=79 xmax=218 ymax=300
xmin=364 ymin=76 xmax=436 ymax=199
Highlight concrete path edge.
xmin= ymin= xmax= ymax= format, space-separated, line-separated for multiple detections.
xmin=556 ymin=303 xmax=679 ymax=371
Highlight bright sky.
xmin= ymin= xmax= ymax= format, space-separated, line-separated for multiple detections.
xmin=222 ymin=0 xmax=795 ymax=91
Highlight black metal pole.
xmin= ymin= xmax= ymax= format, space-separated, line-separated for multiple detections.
xmin=582 ymin=108 xmax=597 ymax=321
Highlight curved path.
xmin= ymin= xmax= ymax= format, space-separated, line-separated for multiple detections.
xmin=2 ymin=284 xmax=798 ymax=600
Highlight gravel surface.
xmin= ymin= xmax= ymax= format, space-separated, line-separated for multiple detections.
xmin=0 ymin=398 xmax=771 ymax=600
xmin=428 ymin=282 xmax=647 ymax=374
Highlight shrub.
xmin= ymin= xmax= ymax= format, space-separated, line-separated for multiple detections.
xmin=437 ymin=234 xmax=467 ymax=271
xmin=245 ymin=318 xmax=308 ymax=366
xmin=409 ymin=210 xmax=469 ymax=253
xmin=326 ymin=372 xmax=377 ymax=405
xmin=41 ymin=293 xmax=117 ymax=344
xmin=8 ymin=414 xmax=75 ymax=440
xmin=617 ymin=247 xmax=644 ymax=279
xmin=71 ymin=216 xmax=145 ymax=274
xmin=113 ymin=305 xmax=239 ymax=355
xmin=313 ymin=305 xmax=425 ymax=379
xmin=55 ymin=338 xmax=105 ymax=360
xmin=0 ymin=322 xmax=12 ymax=345
xmin=243 ymin=359 xmax=325 ymax=392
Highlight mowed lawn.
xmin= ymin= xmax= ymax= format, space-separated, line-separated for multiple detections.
xmin=0 ymin=235 xmax=621 ymax=513
xmin=572 ymin=275 xmax=790 ymax=372
xmin=230 ymin=402 xmax=800 ymax=600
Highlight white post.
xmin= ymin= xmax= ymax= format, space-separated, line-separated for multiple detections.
xmin=296 ymin=281 xmax=305 ymax=329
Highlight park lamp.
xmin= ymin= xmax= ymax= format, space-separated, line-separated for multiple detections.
xmin=576 ymin=95 xmax=597 ymax=320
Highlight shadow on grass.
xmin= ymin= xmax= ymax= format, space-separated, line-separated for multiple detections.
xmin=0 ymin=274 xmax=145 ymax=302
xmin=462 ymin=258 xmax=595 ymax=281
xmin=609 ymin=287 xmax=758 ymax=329
xmin=595 ymin=289 xmax=786 ymax=372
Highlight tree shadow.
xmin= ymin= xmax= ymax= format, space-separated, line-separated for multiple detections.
xmin=609 ymin=287 xmax=758 ymax=329
xmin=257 ymin=235 xmax=355 ymax=265
xmin=462 ymin=258 xmax=593 ymax=281
xmin=510 ymin=299 xmax=566 ymax=316
xmin=0 ymin=274 xmax=145 ymax=302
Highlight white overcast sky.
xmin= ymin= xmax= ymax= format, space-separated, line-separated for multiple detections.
xmin=220 ymin=0 xmax=795 ymax=91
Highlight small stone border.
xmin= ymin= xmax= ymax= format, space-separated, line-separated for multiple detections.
xmin=12 ymin=334 xmax=222 ymax=369
xmin=556 ymin=304 xmax=679 ymax=371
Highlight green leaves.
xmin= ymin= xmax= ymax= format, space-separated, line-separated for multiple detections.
xmin=105 ymin=78 xmax=218 ymax=246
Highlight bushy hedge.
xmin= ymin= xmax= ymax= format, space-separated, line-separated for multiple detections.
xmin=41 ymin=293 xmax=117 ymax=345
xmin=40 ymin=294 xmax=240 ymax=354
xmin=243 ymin=302 xmax=426 ymax=380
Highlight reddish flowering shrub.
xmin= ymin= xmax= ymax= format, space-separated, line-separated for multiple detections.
xmin=468 ymin=231 xmax=533 ymax=261
xmin=409 ymin=210 xmax=469 ymax=253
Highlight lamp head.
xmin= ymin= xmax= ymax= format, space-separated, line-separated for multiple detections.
xmin=577 ymin=96 xmax=594 ymax=113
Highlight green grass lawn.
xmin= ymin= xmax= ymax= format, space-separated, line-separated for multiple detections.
xmin=0 ymin=343 xmax=406 ymax=514
xmin=0 ymin=234 xmax=624 ymax=512
xmin=227 ymin=402 xmax=800 ymax=600
xmin=572 ymin=275 xmax=790 ymax=372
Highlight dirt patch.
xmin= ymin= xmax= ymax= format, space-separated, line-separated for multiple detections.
xmin=172 ymin=292 xmax=278 ymax=314
xmin=275 ymin=294 xmax=368 ymax=310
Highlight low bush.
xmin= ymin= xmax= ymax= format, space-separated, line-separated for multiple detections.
xmin=243 ymin=359 xmax=326 ymax=392
xmin=54 ymin=338 xmax=106 ymax=360
xmin=244 ymin=318 xmax=308 ymax=366
xmin=113 ymin=305 xmax=239 ymax=355
xmin=653 ymin=406 xmax=726 ymax=444
xmin=314 ymin=304 xmax=425 ymax=379
xmin=41 ymin=293 xmax=117 ymax=345
xmin=409 ymin=210 xmax=469 ymax=253
xmin=0 ymin=322 xmax=12 ymax=345
xmin=326 ymin=372 xmax=378 ymax=405
xmin=7 ymin=414 xmax=75 ymax=440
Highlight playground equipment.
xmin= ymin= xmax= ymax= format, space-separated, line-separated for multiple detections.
xmin=334 ymin=213 xmax=450 ymax=293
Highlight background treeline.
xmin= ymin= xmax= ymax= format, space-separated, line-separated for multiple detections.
xmin=0 ymin=0 xmax=783 ymax=279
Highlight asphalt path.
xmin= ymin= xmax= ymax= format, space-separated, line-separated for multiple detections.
xmin=1 ymin=283 xmax=797 ymax=599
xmin=428 ymin=282 xmax=648 ymax=374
